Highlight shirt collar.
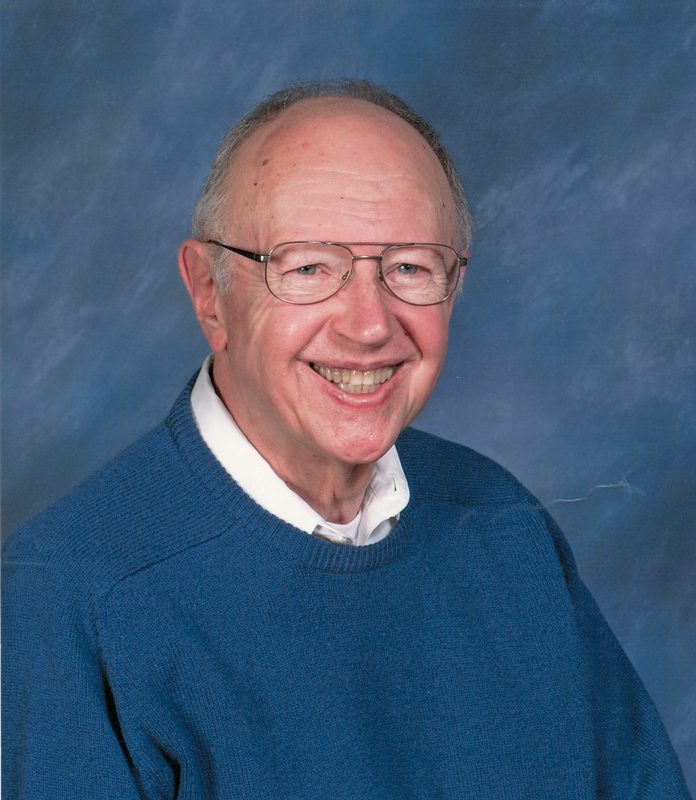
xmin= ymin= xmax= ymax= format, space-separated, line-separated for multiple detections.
xmin=190 ymin=356 xmax=409 ymax=545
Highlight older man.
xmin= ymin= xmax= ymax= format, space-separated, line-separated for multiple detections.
xmin=4 ymin=81 xmax=689 ymax=799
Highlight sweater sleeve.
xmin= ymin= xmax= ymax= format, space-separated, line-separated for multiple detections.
xmin=2 ymin=539 xmax=143 ymax=799
xmin=542 ymin=510 xmax=692 ymax=799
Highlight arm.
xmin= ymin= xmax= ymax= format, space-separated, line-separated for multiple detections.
xmin=543 ymin=510 xmax=692 ymax=799
xmin=2 ymin=540 xmax=143 ymax=799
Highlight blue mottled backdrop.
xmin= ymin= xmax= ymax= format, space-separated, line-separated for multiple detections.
xmin=3 ymin=0 xmax=695 ymax=789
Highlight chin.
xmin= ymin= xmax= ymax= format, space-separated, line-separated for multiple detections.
xmin=323 ymin=426 xmax=400 ymax=466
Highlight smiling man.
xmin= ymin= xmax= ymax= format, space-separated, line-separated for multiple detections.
xmin=178 ymin=94 xmax=460 ymax=539
xmin=4 ymin=80 xmax=690 ymax=799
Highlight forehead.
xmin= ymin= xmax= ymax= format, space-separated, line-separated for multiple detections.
xmin=237 ymin=98 xmax=439 ymax=169
xmin=226 ymin=98 xmax=456 ymax=243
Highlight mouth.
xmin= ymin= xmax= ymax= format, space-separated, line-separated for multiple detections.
xmin=311 ymin=363 xmax=398 ymax=394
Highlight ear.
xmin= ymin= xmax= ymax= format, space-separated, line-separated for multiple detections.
xmin=178 ymin=239 xmax=228 ymax=352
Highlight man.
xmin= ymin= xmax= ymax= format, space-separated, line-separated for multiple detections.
xmin=3 ymin=80 xmax=690 ymax=798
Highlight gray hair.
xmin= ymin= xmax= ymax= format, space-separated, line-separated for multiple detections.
xmin=192 ymin=79 xmax=472 ymax=292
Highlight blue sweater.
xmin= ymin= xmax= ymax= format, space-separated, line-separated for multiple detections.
xmin=3 ymin=378 xmax=690 ymax=799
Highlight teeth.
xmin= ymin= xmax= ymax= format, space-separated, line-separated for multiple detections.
xmin=312 ymin=364 xmax=396 ymax=394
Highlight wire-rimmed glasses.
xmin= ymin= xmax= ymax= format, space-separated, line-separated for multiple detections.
xmin=206 ymin=240 xmax=467 ymax=306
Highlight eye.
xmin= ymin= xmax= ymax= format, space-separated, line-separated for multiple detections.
xmin=387 ymin=261 xmax=431 ymax=279
xmin=295 ymin=264 xmax=318 ymax=275
xmin=394 ymin=263 xmax=420 ymax=275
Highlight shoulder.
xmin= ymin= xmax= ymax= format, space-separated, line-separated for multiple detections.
xmin=397 ymin=426 xmax=532 ymax=507
xmin=4 ymin=377 xmax=220 ymax=595
xmin=398 ymin=426 xmax=578 ymax=582
xmin=4 ymin=426 xmax=174 ymax=590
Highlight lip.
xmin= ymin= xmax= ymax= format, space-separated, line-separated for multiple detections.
xmin=310 ymin=360 xmax=403 ymax=372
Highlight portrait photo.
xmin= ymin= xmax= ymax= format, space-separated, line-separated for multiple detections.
xmin=3 ymin=2 xmax=694 ymax=796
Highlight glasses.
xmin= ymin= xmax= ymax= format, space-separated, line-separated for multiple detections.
xmin=206 ymin=240 xmax=467 ymax=306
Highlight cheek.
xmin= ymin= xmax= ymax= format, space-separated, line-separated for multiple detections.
xmin=408 ymin=309 xmax=451 ymax=363
xmin=232 ymin=304 xmax=328 ymax=369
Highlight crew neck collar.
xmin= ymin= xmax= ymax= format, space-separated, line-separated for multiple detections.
xmin=166 ymin=373 xmax=414 ymax=573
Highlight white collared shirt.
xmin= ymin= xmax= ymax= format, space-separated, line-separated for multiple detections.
xmin=190 ymin=357 xmax=409 ymax=546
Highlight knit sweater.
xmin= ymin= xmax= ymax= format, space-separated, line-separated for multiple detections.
xmin=3 ymin=378 xmax=690 ymax=799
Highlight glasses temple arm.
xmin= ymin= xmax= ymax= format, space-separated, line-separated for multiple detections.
xmin=206 ymin=240 xmax=269 ymax=263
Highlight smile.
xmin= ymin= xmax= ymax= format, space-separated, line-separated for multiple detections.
xmin=311 ymin=363 xmax=397 ymax=394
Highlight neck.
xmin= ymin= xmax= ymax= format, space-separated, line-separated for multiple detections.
xmin=243 ymin=430 xmax=375 ymax=524
xmin=282 ymin=460 xmax=374 ymax=524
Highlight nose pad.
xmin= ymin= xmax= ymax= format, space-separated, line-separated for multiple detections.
xmin=337 ymin=255 xmax=380 ymax=294
xmin=345 ymin=255 xmax=386 ymax=291
xmin=340 ymin=267 xmax=384 ymax=287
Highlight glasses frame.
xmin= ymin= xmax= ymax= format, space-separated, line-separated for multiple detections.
xmin=206 ymin=239 xmax=467 ymax=306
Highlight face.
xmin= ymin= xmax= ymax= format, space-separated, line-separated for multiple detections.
xmin=184 ymin=99 xmax=460 ymax=479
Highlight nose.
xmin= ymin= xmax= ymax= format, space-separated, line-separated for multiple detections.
xmin=329 ymin=255 xmax=399 ymax=346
